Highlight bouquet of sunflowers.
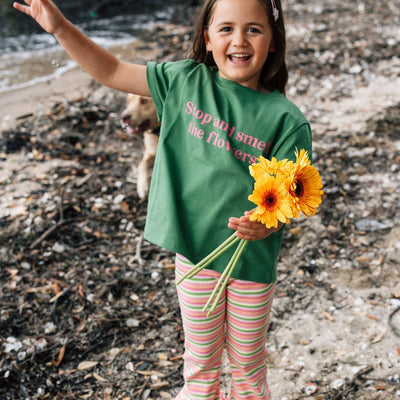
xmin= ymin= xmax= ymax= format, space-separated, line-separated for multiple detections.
xmin=177 ymin=149 xmax=324 ymax=316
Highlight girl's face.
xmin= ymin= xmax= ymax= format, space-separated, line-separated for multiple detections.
xmin=204 ymin=0 xmax=275 ymax=91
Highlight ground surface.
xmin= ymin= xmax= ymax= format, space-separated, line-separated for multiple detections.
xmin=1 ymin=1 xmax=400 ymax=399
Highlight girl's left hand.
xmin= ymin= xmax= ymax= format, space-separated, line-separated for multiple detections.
xmin=228 ymin=210 xmax=283 ymax=241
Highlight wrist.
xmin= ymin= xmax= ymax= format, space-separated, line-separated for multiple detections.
xmin=52 ymin=14 xmax=70 ymax=38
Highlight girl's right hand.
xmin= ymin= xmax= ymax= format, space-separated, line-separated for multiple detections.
xmin=13 ymin=0 xmax=66 ymax=35
xmin=228 ymin=210 xmax=283 ymax=241
xmin=13 ymin=0 xmax=151 ymax=96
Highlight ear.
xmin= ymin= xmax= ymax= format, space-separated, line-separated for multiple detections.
xmin=204 ymin=29 xmax=212 ymax=52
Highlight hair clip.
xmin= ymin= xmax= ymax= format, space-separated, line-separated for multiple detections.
xmin=271 ymin=0 xmax=279 ymax=21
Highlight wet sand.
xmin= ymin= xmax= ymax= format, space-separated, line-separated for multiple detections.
xmin=0 ymin=38 xmax=159 ymax=131
xmin=0 ymin=67 xmax=93 ymax=130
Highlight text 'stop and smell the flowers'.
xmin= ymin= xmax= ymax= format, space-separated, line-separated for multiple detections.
xmin=178 ymin=149 xmax=324 ymax=316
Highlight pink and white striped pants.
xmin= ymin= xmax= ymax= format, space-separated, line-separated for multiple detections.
xmin=175 ymin=254 xmax=276 ymax=400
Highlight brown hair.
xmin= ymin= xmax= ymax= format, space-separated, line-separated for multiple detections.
xmin=189 ymin=0 xmax=288 ymax=94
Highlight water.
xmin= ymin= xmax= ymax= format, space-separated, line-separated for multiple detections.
xmin=0 ymin=1 xmax=188 ymax=94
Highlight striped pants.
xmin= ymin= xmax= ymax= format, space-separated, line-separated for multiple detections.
xmin=175 ymin=254 xmax=276 ymax=400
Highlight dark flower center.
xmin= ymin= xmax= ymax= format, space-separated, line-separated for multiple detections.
xmin=263 ymin=192 xmax=276 ymax=207
xmin=295 ymin=180 xmax=304 ymax=197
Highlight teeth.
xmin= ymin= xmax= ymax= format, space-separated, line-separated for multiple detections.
xmin=231 ymin=54 xmax=249 ymax=58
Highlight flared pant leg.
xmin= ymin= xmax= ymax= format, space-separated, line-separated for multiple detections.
xmin=175 ymin=255 xmax=226 ymax=400
xmin=175 ymin=255 xmax=276 ymax=400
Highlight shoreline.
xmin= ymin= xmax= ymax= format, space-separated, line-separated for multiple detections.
xmin=0 ymin=67 xmax=94 ymax=130
xmin=0 ymin=38 xmax=161 ymax=131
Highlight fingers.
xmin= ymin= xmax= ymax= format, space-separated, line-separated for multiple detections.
xmin=228 ymin=210 xmax=284 ymax=241
xmin=228 ymin=215 xmax=272 ymax=241
xmin=13 ymin=2 xmax=31 ymax=16
xmin=234 ymin=230 xmax=261 ymax=241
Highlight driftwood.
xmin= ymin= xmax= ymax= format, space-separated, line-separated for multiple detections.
xmin=331 ymin=366 xmax=374 ymax=400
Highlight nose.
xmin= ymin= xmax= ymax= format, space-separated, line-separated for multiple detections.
xmin=232 ymin=29 xmax=248 ymax=47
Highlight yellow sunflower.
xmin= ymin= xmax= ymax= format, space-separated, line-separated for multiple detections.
xmin=249 ymin=155 xmax=294 ymax=180
xmin=248 ymin=174 xmax=293 ymax=228
xmin=289 ymin=149 xmax=324 ymax=218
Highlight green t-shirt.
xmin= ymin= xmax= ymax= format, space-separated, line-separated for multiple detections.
xmin=144 ymin=59 xmax=311 ymax=283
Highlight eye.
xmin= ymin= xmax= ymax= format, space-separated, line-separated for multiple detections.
xmin=140 ymin=98 xmax=149 ymax=105
xmin=220 ymin=26 xmax=232 ymax=33
xmin=247 ymin=27 xmax=261 ymax=34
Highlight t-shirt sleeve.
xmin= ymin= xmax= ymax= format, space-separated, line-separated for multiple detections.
xmin=146 ymin=59 xmax=195 ymax=122
xmin=271 ymin=122 xmax=312 ymax=162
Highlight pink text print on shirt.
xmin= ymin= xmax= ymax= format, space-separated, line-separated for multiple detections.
xmin=185 ymin=101 xmax=272 ymax=165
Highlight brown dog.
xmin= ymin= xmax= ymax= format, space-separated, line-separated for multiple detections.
xmin=121 ymin=94 xmax=160 ymax=199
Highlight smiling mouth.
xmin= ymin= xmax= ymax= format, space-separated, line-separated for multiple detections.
xmin=229 ymin=54 xmax=252 ymax=63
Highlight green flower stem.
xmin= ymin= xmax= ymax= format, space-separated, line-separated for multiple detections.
xmin=185 ymin=234 xmax=240 ymax=279
xmin=203 ymin=239 xmax=249 ymax=316
xmin=201 ymin=241 xmax=240 ymax=313
xmin=176 ymin=232 xmax=239 ymax=285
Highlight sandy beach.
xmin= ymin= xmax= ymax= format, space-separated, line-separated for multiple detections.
xmin=2 ymin=53 xmax=400 ymax=400
xmin=0 ymin=36 xmax=162 ymax=130
xmin=0 ymin=67 xmax=93 ymax=128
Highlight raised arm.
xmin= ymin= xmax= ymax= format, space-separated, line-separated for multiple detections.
xmin=13 ymin=0 xmax=150 ymax=96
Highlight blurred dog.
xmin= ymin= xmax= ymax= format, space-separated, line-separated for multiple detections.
xmin=121 ymin=94 xmax=160 ymax=199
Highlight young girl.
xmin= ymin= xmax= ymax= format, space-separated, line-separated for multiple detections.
xmin=14 ymin=0 xmax=312 ymax=399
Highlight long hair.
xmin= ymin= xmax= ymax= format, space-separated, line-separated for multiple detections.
xmin=189 ymin=0 xmax=288 ymax=94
